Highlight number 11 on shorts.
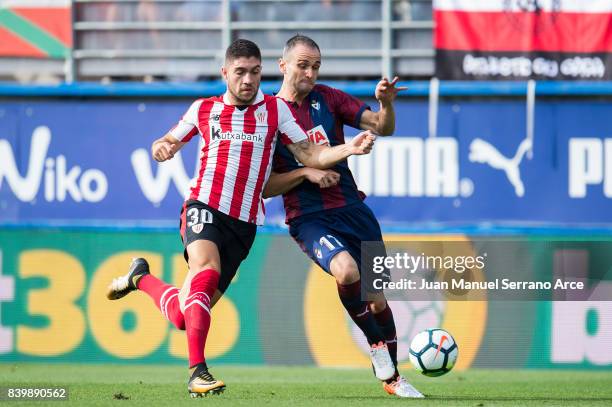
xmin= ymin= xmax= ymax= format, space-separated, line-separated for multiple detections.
xmin=319 ymin=235 xmax=343 ymax=250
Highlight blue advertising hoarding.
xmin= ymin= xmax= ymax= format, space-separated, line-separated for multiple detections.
xmin=0 ymin=96 xmax=611 ymax=228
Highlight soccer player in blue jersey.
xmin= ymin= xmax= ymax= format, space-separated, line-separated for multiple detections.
xmin=263 ymin=35 xmax=423 ymax=398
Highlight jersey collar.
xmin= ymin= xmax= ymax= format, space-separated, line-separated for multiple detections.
xmin=223 ymin=89 xmax=264 ymax=105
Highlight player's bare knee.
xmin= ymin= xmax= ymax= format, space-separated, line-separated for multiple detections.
xmin=188 ymin=257 xmax=220 ymax=274
xmin=334 ymin=271 xmax=357 ymax=285
xmin=369 ymin=299 xmax=387 ymax=314
xmin=186 ymin=240 xmax=221 ymax=273
xmin=330 ymin=252 xmax=360 ymax=285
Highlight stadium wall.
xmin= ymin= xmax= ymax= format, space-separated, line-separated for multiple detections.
xmin=0 ymin=81 xmax=611 ymax=369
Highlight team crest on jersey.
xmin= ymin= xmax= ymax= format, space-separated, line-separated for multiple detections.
xmin=191 ymin=223 xmax=204 ymax=234
xmin=307 ymin=125 xmax=330 ymax=146
xmin=311 ymin=99 xmax=320 ymax=110
xmin=256 ymin=111 xmax=267 ymax=123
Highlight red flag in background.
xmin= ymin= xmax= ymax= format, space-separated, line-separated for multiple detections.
xmin=434 ymin=0 xmax=612 ymax=80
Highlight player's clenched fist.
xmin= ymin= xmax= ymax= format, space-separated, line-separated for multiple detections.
xmin=152 ymin=141 xmax=175 ymax=162
xmin=303 ymin=168 xmax=340 ymax=189
xmin=349 ymin=130 xmax=376 ymax=155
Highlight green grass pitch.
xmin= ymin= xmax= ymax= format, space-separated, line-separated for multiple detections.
xmin=1 ymin=364 xmax=611 ymax=406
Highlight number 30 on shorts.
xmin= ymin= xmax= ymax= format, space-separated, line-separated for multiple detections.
xmin=187 ymin=208 xmax=213 ymax=227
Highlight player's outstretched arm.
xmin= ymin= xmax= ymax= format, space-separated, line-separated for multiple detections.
xmin=287 ymin=130 xmax=376 ymax=169
xmin=359 ymin=76 xmax=406 ymax=136
xmin=263 ymin=169 xmax=340 ymax=198
xmin=151 ymin=133 xmax=186 ymax=162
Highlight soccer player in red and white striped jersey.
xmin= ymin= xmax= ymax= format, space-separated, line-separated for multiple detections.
xmin=106 ymin=38 xmax=376 ymax=397
xmin=166 ymin=80 xmax=309 ymax=225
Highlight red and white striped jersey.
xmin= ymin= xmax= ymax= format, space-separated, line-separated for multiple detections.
xmin=169 ymin=90 xmax=308 ymax=225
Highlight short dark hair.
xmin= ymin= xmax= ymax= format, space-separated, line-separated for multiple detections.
xmin=283 ymin=34 xmax=320 ymax=58
xmin=225 ymin=39 xmax=261 ymax=63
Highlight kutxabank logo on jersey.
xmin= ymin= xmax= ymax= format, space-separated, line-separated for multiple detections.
xmin=210 ymin=126 xmax=263 ymax=143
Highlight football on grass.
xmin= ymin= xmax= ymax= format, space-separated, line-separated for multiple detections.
xmin=409 ymin=328 xmax=458 ymax=377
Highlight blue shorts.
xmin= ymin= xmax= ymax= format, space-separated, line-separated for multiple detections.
xmin=288 ymin=202 xmax=386 ymax=275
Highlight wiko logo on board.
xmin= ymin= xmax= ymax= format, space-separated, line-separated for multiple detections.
xmin=0 ymin=126 xmax=108 ymax=202
xmin=131 ymin=147 xmax=191 ymax=206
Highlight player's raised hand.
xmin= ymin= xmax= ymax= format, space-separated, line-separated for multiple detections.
xmin=375 ymin=76 xmax=407 ymax=104
xmin=303 ymin=168 xmax=340 ymax=188
xmin=152 ymin=141 xmax=175 ymax=162
xmin=349 ymin=130 xmax=376 ymax=155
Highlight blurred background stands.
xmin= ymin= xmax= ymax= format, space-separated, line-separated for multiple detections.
xmin=0 ymin=0 xmax=434 ymax=83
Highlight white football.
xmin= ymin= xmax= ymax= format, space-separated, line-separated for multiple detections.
xmin=409 ymin=328 xmax=458 ymax=377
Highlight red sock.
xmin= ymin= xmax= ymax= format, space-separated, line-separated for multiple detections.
xmin=138 ymin=274 xmax=185 ymax=330
xmin=184 ymin=269 xmax=219 ymax=368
